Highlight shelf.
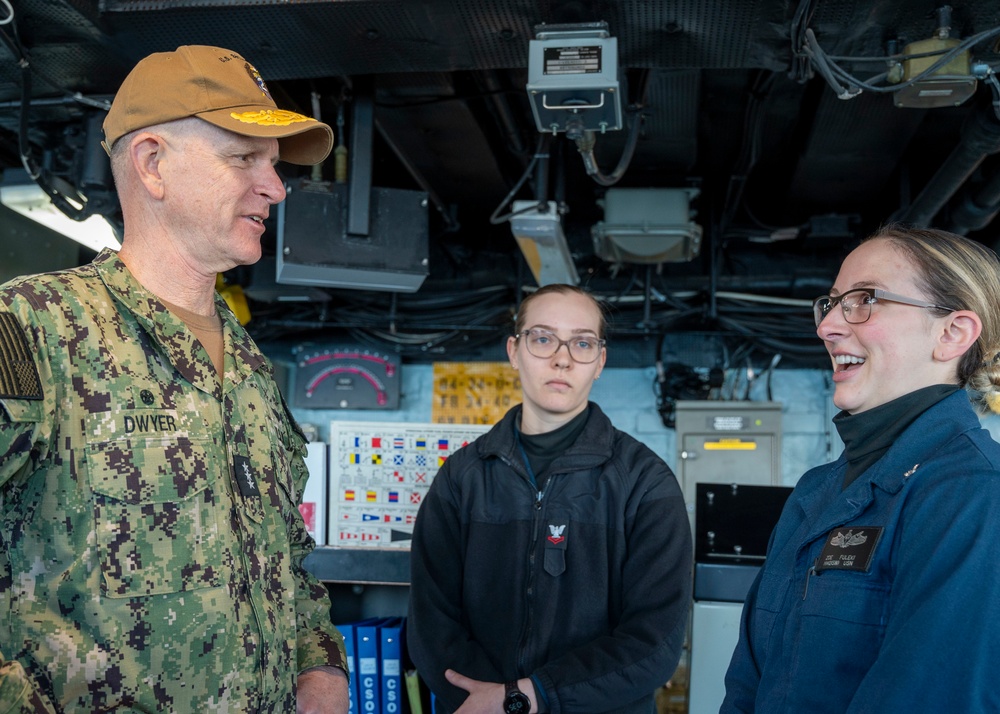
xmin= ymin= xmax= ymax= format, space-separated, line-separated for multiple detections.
xmin=304 ymin=546 xmax=411 ymax=585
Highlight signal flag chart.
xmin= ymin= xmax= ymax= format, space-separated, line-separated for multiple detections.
xmin=330 ymin=421 xmax=490 ymax=547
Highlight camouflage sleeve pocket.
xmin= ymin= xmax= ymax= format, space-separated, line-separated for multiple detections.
xmin=87 ymin=436 xmax=225 ymax=598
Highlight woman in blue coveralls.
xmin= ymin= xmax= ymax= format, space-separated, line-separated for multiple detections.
xmin=722 ymin=225 xmax=1000 ymax=713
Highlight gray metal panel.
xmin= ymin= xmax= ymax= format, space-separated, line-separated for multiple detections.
xmin=675 ymin=400 xmax=783 ymax=535
xmin=693 ymin=562 xmax=761 ymax=602
xmin=304 ymin=547 xmax=410 ymax=585
xmin=276 ymin=181 xmax=429 ymax=292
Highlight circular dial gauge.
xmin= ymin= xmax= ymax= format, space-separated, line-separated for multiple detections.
xmin=292 ymin=346 xmax=401 ymax=410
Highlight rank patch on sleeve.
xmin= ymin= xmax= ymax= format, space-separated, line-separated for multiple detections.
xmin=0 ymin=312 xmax=42 ymax=400
xmin=816 ymin=526 xmax=884 ymax=573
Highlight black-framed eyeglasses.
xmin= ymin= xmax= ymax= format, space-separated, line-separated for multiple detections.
xmin=515 ymin=328 xmax=606 ymax=363
xmin=812 ymin=288 xmax=956 ymax=327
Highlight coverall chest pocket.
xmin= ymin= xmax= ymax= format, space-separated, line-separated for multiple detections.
xmin=794 ymin=575 xmax=890 ymax=692
xmin=88 ymin=435 xmax=224 ymax=598
xmin=752 ymin=572 xmax=790 ymax=654
xmin=801 ymin=575 xmax=889 ymax=628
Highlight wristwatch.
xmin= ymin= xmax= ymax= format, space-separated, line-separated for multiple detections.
xmin=503 ymin=680 xmax=530 ymax=714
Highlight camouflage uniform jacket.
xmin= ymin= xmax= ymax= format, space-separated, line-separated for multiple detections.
xmin=0 ymin=249 xmax=347 ymax=712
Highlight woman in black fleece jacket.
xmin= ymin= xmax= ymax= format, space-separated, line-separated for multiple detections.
xmin=407 ymin=284 xmax=692 ymax=714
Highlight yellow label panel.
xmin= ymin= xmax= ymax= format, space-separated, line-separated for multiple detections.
xmin=432 ymin=362 xmax=521 ymax=425
xmin=704 ymin=439 xmax=758 ymax=451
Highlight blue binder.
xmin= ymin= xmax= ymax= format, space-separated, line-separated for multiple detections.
xmin=355 ymin=618 xmax=384 ymax=714
xmin=335 ymin=621 xmax=360 ymax=714
xmin=378 ymin=617 xmax=405 ymax=714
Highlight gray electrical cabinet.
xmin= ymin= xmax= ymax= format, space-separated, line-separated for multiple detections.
xmin=677 ymin=400 xmax=784 ymax=714
xmin=675 ymin=400 xmax=782 ymax=530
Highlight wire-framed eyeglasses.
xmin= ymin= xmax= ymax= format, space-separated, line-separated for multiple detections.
xmin=812 ymin=288 xmax=956 ymax=327
xmin=516 ymin=328 xmax=606 ymax=363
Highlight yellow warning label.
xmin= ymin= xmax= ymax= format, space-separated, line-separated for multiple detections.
xmin=432 ymin=362 xmax=521 ymax=425
xmin=704 ymin=439 xmax=758 ymax=451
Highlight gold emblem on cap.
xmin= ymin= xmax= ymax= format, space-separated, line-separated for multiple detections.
xmin=231 ymin=109 xmax=317 ymax=127
xmin=244 ymin=62 xmax=273 ymax=102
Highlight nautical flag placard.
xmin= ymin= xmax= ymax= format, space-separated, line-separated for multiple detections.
xmin=329 ymin=421 xmax=490 ymax=547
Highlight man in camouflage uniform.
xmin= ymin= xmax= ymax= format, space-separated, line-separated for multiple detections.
xmin=0 ymin=46 xmax=348 ymax=712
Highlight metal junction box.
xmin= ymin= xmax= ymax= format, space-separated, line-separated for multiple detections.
xmin=675 ymin=400 xmax=783 ymax=532
xmin=526 ymin=23 xmax=622 ymax=135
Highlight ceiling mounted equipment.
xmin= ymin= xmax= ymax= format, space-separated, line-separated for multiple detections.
xmin=275 ymin=91 xmax=430 ymax=293
xmin=526 ymin=21 xmax=622 ymax=136
xmin=892 ymin=5 xmax=978 ymax=109
xmin=592 ymin=188 xmax=703 ymax=265
xmin=509 ymin=200 xmax=579 ymax=286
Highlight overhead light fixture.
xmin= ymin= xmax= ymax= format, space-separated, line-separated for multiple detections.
xmin=592 ymin=188 xmax=702 ymax=265
xmin=510 ymin=200 xmax=579 ymax=286
xmin=526 ymin=21 xmax=622 ymax=136
xmin=0 ymin=179 xmax=120 ymax=253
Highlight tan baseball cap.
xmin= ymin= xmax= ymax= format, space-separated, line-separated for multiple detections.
xmin=102 ymin=45 xmax=333 ymax=165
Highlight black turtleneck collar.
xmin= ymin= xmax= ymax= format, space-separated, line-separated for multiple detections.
xmin=517 ymin=406 xmax=591 ymax=488
xmin=833 ymin=384 xmax=960 ymax=490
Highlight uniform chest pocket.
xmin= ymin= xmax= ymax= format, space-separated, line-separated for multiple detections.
xmin=801 ymin=575 xmax=889 ymax=626
xmin=796 ymin=576 xmax=890 ymax=681
xmin=748 ymin=572 xmax=790 ymax=657
xmin=88 ymin=436 xmax=224 ymax=598
xmin=543 ymin=515 xmax=569 ymax=577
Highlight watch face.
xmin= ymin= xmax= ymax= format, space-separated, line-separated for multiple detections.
xmin=503 ymin=691 xmax=530 ymax=714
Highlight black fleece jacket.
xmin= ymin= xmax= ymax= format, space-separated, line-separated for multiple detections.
xmin=407 ymin=403 xmax=692 ymax=714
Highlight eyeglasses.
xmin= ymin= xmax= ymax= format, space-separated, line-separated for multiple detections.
xmin=812 ymin=288 xmax=955 ymax=327
xmin=516 ymin=328 xmax=606 ymax=363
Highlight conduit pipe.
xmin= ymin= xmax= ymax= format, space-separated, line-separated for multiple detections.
xmin=943 ymin=164 xmax=1000 ymax=235
xmin=894 ymin=107 xmax=1000 ymax=227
